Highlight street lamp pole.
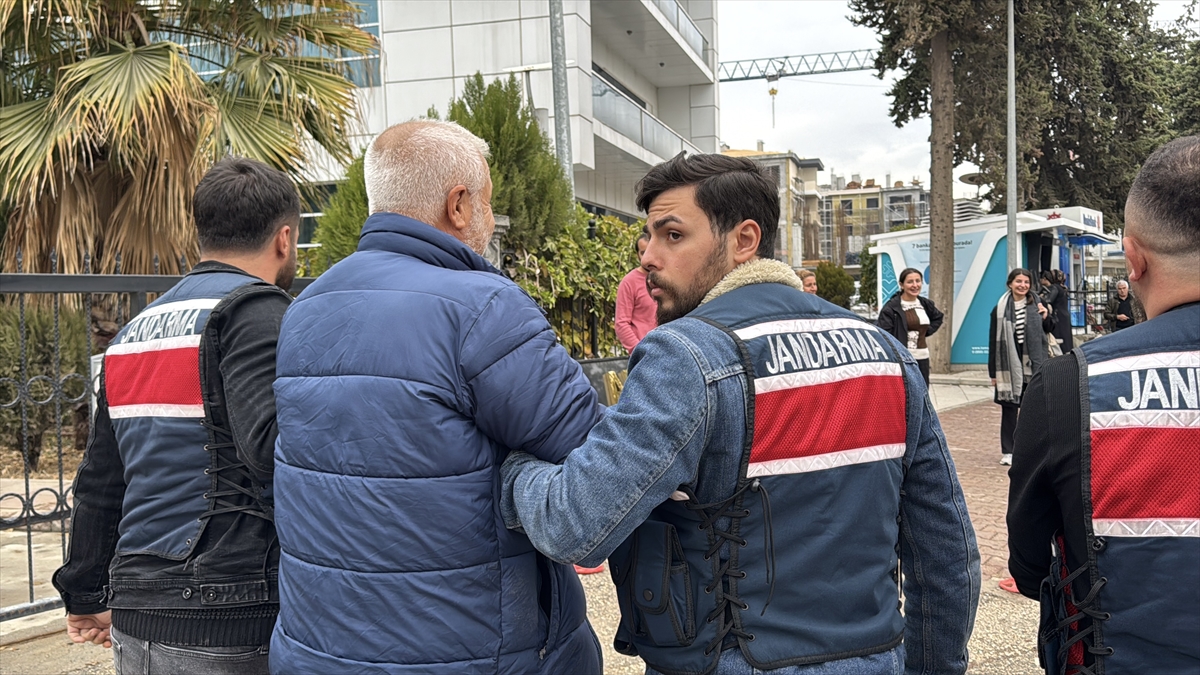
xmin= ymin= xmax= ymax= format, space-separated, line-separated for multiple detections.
xmin=549 ymin=0 xmax=575 ymax=200
xmin=1006 ymin=0 xmax=1018 ymax=271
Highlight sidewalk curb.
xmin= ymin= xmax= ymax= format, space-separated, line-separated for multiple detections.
xmin=936 ymin=396 xmax=993 ymax=413
xmin=0 ymin=617 xmax=65 ymax=647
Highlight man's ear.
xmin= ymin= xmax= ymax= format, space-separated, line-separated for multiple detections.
xmin=1123 ymin=235 xmax=1148 ymax=283
xmin=274 ymin=222 xmax=295 ymax=260
xmin=731 ymin=219 xmax=761 ymax=264
xmin=445 ymin=185 xmax=471 ymax=232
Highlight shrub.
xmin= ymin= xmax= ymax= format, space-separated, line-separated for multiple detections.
xmin=0 ymin=304 xmax=90 ymax=471
xmin=510 ymin=206 xmax=641 ymax=357
xmin=815 ymin=261 xmax=855 ymax=309
xmin=310 ymin=155 xmax=369 ymax=274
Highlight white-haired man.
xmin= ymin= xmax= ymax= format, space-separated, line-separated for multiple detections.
xmin=270 ymin=120 xmax=604 ymax=674
xmin=1103 ymin=279 xmax=1146 ymax=332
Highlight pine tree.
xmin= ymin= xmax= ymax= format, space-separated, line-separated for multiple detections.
xmin=850 ymin=0 xmax=1174 ymax=373
xmin=311 ymin=155 xmax=368 ymax=274
xmin=443 ymin=73 xmax=572 ymax=253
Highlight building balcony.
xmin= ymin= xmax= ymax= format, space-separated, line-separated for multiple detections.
xmin=591 ymin=0 xmax=714 ymax=86
xmin=592 ymin=74 xmax=700 ymax=163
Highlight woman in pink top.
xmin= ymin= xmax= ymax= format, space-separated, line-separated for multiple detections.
xmin=615 ymin=231 xmax=658 ymax=353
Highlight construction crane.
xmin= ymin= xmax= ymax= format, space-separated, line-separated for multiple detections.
xmin=717 ymin=49 xmax=876 ymax=82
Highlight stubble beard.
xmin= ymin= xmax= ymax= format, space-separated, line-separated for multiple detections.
xmin=276 ymin=248 xmax=297 ymax=290
xmin=464 ymin=198 xmax=494 ymax=255
xmin=649 ymin=240 xmax=729 ymax=325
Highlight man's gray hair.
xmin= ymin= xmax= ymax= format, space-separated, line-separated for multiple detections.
xmin=364 ymin=120 xmax=491 ymax=224
xmin=1116 ymin=279 xmax=1129 ymax=289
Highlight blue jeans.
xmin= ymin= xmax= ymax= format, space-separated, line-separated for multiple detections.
xmin=648 ymin=646 xmax=905 ymax=675
xmin=110 ymin=627 xmax=269 ymax=675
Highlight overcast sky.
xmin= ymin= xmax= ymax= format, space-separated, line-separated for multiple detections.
xmin=717 ymin=0 xmax=1193 ymax=199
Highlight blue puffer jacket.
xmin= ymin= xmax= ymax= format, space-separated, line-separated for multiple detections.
xmin=270 ymin=213 xmax=604 ymax=674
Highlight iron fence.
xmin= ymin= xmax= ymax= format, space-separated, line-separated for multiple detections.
xmin=0 ymin=252 xmax=625 ymax=623
xmin=0 ymin=251 xmax=313 ymax=622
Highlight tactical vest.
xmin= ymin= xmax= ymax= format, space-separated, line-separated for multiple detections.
xmin=1043 ymin=302 xmax=1200 ymax=674
xmin=105 ymin=270 xmax=269 ymax=560
xmin=610 ymin=284 xmax=908 ymax=675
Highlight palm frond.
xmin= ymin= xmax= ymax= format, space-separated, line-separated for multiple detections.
xmin=2 ymin=0 xmax=373 ymax=273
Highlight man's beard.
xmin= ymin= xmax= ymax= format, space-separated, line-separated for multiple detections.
xmin=648 ymin=240 xmax=729 ymax=325
xmin=464 ymin=197 xmax=494 ymax=255
xmin=275 ymin=247 xmax=297 ymax=290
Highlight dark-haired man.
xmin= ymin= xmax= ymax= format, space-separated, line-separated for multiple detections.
xmin=1007 ymin=135 xmax=1200 ymax=674
xmin=501 ymin=153 xmax=980 ymax=674
xmin=54 ymin=157 xmax=299 ymax=675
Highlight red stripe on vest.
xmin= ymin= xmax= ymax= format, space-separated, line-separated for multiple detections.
xmin=1091 ymin=427 xmax=1200 ymax=520
xmin=751 ymin=374 xmax=906 ymax=464
xmin=105 ymin=347 xmax=203 ymax=408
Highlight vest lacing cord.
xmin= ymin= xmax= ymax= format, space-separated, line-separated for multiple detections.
xmin=200 ymin=420 xmax=273 ymax=522
xmin=684 ymin=478 xmax=777 ymax=657
xmin=1055 ymin=563 xmax=1113 ymax=675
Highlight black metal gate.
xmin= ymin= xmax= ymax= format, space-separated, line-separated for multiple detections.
xmin=0 ymin=251 xmax=313 ymax=622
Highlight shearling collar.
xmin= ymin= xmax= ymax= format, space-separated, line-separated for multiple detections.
xmin=700 ymin=258 xmax=805 ymax=305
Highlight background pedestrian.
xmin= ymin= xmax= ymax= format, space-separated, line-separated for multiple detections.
xmin=988 ymin=268 xmax=1048 ymax=466
xmin=615 ymin=228 xmax=657 ymax=353
xmin=1103 ymin=279 xmax=1146 ymax=331
xmin=797 ymin=268 xmax=818 ymax=294
xmin=877 ymin=267 xmax=944 ymax=384
xmin=1038 ymin=269 xmax=1072 ymax=353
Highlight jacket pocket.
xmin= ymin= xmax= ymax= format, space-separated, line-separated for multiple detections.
xmin=613 ymin=521 xmax=695 ymax=649
xmin=535 ymin=554 xmax=562 ymax=655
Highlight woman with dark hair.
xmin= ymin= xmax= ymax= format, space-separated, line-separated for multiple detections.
xmin=988 ymin=268 xmax=1049 ymax=467
xmin=1038 ymin=269 xmax=1072 ymax=353
xmin=877 ymin=267 xmax=944 ymax=384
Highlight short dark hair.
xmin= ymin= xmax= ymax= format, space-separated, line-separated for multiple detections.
xmin=1127 ymin=135 xmax=1200 ymax=256
xmin=635 ymin=153 xmax=779 ymax=258
xmin=193 ymin=157 xmax=300 ymax=252
xmin=898 ymin=267 xmax=923 ymax=285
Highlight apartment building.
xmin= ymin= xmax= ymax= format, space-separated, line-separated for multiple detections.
xmin=818 ymin=173 xmax=929 ymax=264
xmin=313 ymin=0 xmax=719 ymax=228
xmin=722 ymin=144 xmax=823 ymax=267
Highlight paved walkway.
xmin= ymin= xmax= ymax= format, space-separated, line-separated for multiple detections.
xmin=0 ymin=383 xmax=1042 ymax=675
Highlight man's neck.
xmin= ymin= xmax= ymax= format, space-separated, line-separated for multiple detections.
xmin=199 ymin=253 xmax=274 ymax=285
xmin=1139 ymin=283 xmax=1200 ymax=320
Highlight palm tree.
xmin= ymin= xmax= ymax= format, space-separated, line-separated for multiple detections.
xmin=0 ymin=0 xmax=376 ymax=274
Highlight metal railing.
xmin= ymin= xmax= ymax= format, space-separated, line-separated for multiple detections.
xmin=0 ymin=250 xmax=628 ymax=622
xmin=649 ymin=0 xmax=708 ymax=62
xmin=0 ymin=252 xmax=314 ymax=622
xmin=592 ymin=74 xmax=701 ymax=161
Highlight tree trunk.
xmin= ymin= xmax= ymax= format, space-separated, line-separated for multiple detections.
xmin=928 ymin=30 xmax=955 ymax=374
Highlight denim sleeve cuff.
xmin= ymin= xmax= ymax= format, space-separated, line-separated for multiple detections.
xmin=61 ymin=590 xmax=108 ymax=616
xmin=499 ymin=451 xmax=538 ymax=531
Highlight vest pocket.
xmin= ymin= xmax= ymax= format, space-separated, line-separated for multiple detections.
xmin=1036 ymin=573 xmax=1067 ymax=675
xmin=617 ymin=521 xmax=696 ymax=648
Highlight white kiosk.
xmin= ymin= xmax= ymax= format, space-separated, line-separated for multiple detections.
xmin=868 ymin=207 xmax=1117 ymax=366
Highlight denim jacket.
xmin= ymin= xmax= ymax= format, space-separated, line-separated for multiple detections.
xmin=502 ymin=259 xmax=980 ymax=675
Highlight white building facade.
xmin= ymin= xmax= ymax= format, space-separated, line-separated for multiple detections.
xmin=337 ymin=0 xmax=719 ymax=220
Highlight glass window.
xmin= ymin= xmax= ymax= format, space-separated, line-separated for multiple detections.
xmin=766 ymin=166 xmax=781 ymax=189
xmin=866 ymin=197 xmax=879 ymax=209
xmin=840 ymin=199 xmax=853 ymax=215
